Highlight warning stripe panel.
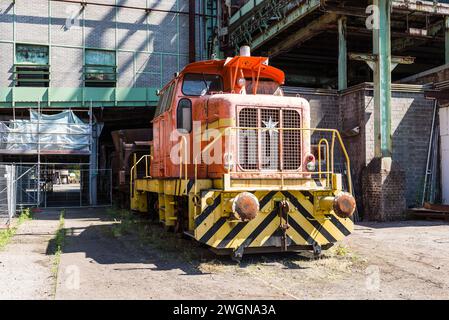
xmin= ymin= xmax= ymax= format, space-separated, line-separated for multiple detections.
xmin=194 ymin=189 xmax=353 ymax=250
xmin=293 ymin=191 xmax=352 ymax=241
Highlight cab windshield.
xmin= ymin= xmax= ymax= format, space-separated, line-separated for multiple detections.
xmin=182 ymin=73 xmax=223 ymax=96
xmin=246 ymin=79 xmax=283 ymax=95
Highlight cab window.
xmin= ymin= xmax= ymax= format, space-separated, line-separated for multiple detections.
xmin=182 ymin=73 xmax=223 ymax=96
xmin=155 ymin=82 xmax=176 ymax=116
xmin=177 ymin=99 xmax=192 ymax=133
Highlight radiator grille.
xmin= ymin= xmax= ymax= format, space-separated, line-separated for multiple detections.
xmin=282 ymin=110 xmax=302 ymax=170
xmin=238 ymin=107 xmax=302 ymax=171
xmin=238 ymin=108 xmax=258 ymax=170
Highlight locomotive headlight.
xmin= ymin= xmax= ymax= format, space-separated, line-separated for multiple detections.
xmin=307 ymin=162 xmax=316 ymax=172
xmin=232 ymin=192 xmax=260 ymax=221
xmin=306 ymin=154 xmax=316 ymax=172
xmin=333 ymin=192 xmax=356 ymax=219
xmin=223 ymin=153 xmax=234 ymax=171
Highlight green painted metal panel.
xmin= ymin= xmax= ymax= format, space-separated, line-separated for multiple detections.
xmin=338 ymin=17 xmax=348 ymax=91
xmin=116 ymin=88 xmax=146 ymax=102
xmin=13 ymin=87 xmax=48 ymax=102
xmin=373 ymin=0 xmax=393 ymax=158
xmin=230 ymin=0 xmax=265 ymax=25
xmin=0 ymin=88 xmax=12 ymax=102
xmin=84 ymin=87 xmax=115 ymax=102
xmin=49 ymin=88 xmax=83 ymax=102
xmin=0 ymin=87 xmax=159 ymax=108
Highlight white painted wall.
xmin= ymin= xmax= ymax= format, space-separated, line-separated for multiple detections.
xmin=440 ymin=107 xmax=449 ymax=204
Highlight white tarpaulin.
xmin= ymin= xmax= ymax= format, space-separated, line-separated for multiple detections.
xmin=0 ymin=110 xmax=91 ymax=152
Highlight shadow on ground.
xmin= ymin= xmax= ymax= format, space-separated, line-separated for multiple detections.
xmin=42 ymin=208 xmax=316 ymax=275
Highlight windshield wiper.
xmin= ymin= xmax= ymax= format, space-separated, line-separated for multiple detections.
xmin=201 ymin=73 xmax=211 ymax=96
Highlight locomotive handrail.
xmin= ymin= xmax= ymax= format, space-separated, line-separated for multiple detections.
xmin=228 ymin=127 xmax=353 ymax=194
xmin=130 ymin=154 xmax=152 ymax=198
xmin=193 ymin=127 xmax=352 ymax=195
xmin=318 ymin=138 xmax=331 ymax=188
xmin=132 ymin=128 xmax=353 ymax=197
xmin=179 ymin=135 xmax=189 ymax=195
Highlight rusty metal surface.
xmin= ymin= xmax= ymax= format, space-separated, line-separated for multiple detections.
xmin=111 ymin=128 xmax=152 ymax=188
xmin=232 ymin=192 xmax=260 ymax=221
xmin=333 ymin=192 xmax=356 ymax=219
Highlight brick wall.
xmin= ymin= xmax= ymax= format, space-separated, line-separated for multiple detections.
xmin=390 ymin=91 xmax=434 ymax=206
xmin=345 ymin=86 xmax=434 ymax=209
xmin=0 ymin=0 xmax=206 ymax=89
xmin=286 ymin=85 xmax=435 ymax=213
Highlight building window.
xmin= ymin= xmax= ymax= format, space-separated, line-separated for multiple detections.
xmin=14 ymin=44 xmax=50 ymax=87
xmin=177 ymin=98 xmax=192 ymax=133
xmin=84 ymin=49 xmax=116 ymax=87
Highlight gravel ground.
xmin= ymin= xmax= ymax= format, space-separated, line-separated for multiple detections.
xmin=0 ymin=211 xmax=61 ymax=300
xmin=1 ymin=207 xmax=449 ymax=300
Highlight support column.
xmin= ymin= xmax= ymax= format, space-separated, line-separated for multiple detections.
xmin=338 ymin=16 xmax=347 ymax=91
xmin=362 ymin=0 xmax=406 ymax=221
xmin=89 ymin=123 xmax=104 ymax=206
xmin=373 ymin=0 xmax=392 ymax=158
xmin=445 ymin=16 xmax=449 ymax=64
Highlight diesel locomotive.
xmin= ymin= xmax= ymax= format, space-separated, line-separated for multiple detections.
xmin=129 ymin=48 xmax=356 ymax=260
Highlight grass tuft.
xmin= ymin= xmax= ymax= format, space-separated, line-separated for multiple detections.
xmin=51 ymin=210 xmax=66 ymax=298
xmin=0 ymin=208 xmax=33 ymax=250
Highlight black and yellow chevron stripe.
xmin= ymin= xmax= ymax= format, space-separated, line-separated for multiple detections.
xmin=194 ymin=190 xmax=354 ymax=251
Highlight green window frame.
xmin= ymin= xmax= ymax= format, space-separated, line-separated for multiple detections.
xmin=14 ymin=44 xmax=50 ymax=87
xmin=84 ymin=49 xmax=117 ymax=87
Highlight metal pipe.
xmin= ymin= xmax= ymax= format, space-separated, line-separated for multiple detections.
xmin=422 ymin=99 xmax=438 ymax=206
xmin=49 ymin=0 xmax=215 ymax=18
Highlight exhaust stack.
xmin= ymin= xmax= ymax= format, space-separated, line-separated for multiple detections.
xmin=240 ymin=45 xmax=251 ymax=57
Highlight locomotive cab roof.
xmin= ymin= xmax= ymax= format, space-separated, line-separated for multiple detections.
xmin=161 ymin=56 xmax=285 ymax=94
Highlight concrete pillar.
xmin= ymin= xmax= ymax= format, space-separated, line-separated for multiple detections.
xmin=338 ymin=16 xmax=347 ymax=91
xmin=362 ymin=0 xmax=406 ymax=221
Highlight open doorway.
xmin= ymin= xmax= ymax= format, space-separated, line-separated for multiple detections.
xmin=40 ymin=164 xmax=111 ymax=208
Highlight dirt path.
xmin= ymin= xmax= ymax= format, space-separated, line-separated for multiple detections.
xmin=54 ymin=208 xmax=449 ymax=300
xmin=0 ymin=211 xmax=61 ymax=300
xmin=1 ymin=207 xmax=448 ymax=300
xmin=344 ymin=221 xmax=449 ymax=299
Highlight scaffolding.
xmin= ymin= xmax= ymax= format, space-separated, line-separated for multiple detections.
xmin=0 ymin=102 xmax=98 ymax=215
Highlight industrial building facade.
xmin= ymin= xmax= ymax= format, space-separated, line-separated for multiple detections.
xmin=1 ymin=0 xmax=449 ymax=220
xmin=0 ymin=0 xmax=217 ymax=213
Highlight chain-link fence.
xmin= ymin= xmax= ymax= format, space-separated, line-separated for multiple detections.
xmin=0 ymin=164 xmax=112 ymax=225
xmin=41 ymin=167 xmax=112 ymax=208
xmin=0 ymin=165 xmax=17 ymax=227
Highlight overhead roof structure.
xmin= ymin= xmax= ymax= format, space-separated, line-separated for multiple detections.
xmin=223 ymin=0 xmax=449 ymax=88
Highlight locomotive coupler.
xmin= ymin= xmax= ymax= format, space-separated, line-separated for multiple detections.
xmin=278 ymin=201 xmax=290 ymax=252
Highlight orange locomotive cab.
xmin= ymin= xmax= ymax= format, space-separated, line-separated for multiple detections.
xmin=131 ymin=50 xmax=355 ymax=260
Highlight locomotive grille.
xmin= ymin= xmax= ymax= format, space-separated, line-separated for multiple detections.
xmin=282 ymin=110 xmax=302 ymax=170
xmin=238 ymin=107 xmax=302 ymax=171
xmin=238 ymin=108 xmax=258 ymax=170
